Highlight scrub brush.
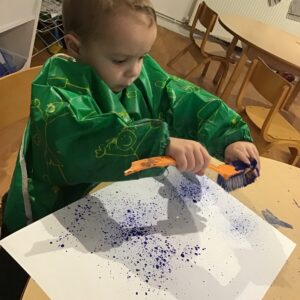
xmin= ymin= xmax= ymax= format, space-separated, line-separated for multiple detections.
xmin=124 ymin=156 xmax=259 ymax=192
xmin=216 ymin=159 xmax=259 ymax=192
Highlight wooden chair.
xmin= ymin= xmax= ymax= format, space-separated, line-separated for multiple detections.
xmin=0 ymin=66 xmax=42 ymax=226
xmin=236 ymin=58 xmax=300 ymax=166
xmin=0 ymin=66 xmax=42 ymax=129
xmin=167 ymin=1 xmax=235 ymax=95
xmin=241 ymin=44 xmax=300 ymax=111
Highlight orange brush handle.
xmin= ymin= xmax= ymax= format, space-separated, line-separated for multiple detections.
xmin=124 ymin=156 xmax=241 ymax=179
xmin=124 ymin=156 xmax=176 ymax=176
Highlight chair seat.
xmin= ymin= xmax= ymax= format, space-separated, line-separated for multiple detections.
xmin=246 ymin=106 xmax=300 ymax=141
xmin=0 ymin=118 xmax=27 ymax=198
xmin=194 ymin=39 xmax=227 ymax=57
xmin=245 ymin=46 xmax=300 ymax=77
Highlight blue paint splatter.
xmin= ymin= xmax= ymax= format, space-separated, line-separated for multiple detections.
xmin=228 ymin=209 xmax=257 ymax=238
xmin=178 ymin=181 xmax=202 ymax=203
xmin=49 ymin=190 xmax=207 ymax=296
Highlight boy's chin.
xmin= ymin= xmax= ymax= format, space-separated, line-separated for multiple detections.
xmin=112 ymin=85 xmax=127 ymax=92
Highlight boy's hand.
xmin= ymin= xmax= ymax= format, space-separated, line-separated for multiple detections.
xmin=166 ymin=137 xmax=211 ymax=175
xmin=224 ymin=141 xmax=260 ymax=171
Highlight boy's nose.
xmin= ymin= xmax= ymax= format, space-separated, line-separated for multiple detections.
xmin=125 ymin=62 xmax=141 ymax=79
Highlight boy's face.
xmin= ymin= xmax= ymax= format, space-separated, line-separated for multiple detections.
xmin=79 ymin=10 xmax=157 ymax=92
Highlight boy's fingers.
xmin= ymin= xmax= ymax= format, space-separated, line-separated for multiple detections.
xmin=254 ymin=147 xmax=260 ymax=168
xmin=254 ymin=146 xmax=260 ymax=157
xmin=204 ymin=148 xmax=211 ymax=166
xmin=176 ymin=153 xmax=187 ymax=171
xmin=235 ymin=149 xmax=251 ymax=165
xmin=193 ymin=149 xmax=204 ymax=173
xmin=196 ymin=148 xmax=211 ymax=175
xmin=185 ymin=150 xmax=196 ymax=172
xmin=197 ymin=170 xmax=205 ymax=176
xmin=246 ymin=146 xmax=261 ymax=171
xmin=202 ymin=151 xmax=211 ymax=173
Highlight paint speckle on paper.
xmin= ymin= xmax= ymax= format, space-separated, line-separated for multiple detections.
xmin=178 ymin=181 xmax=202 ymax=203
xmin=100 ymin=202 xmax=204 ymax=294
xmin=46 ymin=171 xmax=265 ymax=297
xmin=176 ymin=176 xmax=220 ymax=208
xmin=230 ymin=215 xmax=257 ymax=236
xmin=48 ymin=178 xmax=209 ymax=296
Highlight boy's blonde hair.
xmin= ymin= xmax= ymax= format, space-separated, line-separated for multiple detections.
xmin=63 ymin=0 xmax=156 ymax=43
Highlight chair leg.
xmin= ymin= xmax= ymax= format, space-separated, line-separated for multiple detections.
xmin=289 ymin=147 xmax=300 ymax=166
xmin=201 ymin=61 xmax=210 ymax=77
xmin=263 ymin=143 xmax=300 ymax=166
xmin=213 ymin=64 xmax=224 ymax=85
xmin=215 ymin=63 xmax=229 ymax=96
xmin=283 ymin=80 xmax=300 ymax=111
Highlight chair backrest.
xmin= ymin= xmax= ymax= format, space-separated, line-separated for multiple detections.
xmin=0 ymin=66 xmax=42 ymax=130
xmin=236 ymin=57 xmax=293 ymax=139
xmin=190 ymin=1 xmax=218 ymax=53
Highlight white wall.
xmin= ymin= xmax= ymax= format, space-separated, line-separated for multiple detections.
xmin=151 ymin=0 xmax=196 ymax=22
xmin=152 ymin=0 xmax=300 ymax=42
xmin=198 ymin=0 xmax=300 ymax=39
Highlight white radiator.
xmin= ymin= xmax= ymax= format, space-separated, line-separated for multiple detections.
xmin=190 ymin=0 xmax=300 ymax=42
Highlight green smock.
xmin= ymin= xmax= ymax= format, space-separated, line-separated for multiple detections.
xmin=4 ymin=55 xmax=252 ymax=233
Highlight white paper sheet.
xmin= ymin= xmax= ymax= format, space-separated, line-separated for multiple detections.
xmin=0 ymin=168 xmax=295 ymax=300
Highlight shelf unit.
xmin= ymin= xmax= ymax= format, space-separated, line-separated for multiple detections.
xmin=0 ymin=0 xmax=42 ymax=74
xmin=33 ymin=0 xmax=64 ymax=57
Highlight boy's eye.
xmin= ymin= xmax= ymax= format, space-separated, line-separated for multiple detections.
xmin=112 ymin=58 xmax=128 ymax=64
xmin=112 ymin=55 xmax=146 ymax=64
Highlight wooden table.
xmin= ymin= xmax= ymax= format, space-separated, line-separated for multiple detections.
xmin=219 ymin=15 xmax=300 ymax=108
xmin=22 ymin=157 xmax=300 ymax=299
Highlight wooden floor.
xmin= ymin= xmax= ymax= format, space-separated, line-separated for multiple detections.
xmin=1 ymin=25 xmax=299 ymax=199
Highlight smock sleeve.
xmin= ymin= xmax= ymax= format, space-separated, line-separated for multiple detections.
xmin=142 ymin=55 xmax=253 ymax=161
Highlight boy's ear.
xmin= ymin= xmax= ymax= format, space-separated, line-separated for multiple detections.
xmin=64 ymin=33 xmax=81 ymax=58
